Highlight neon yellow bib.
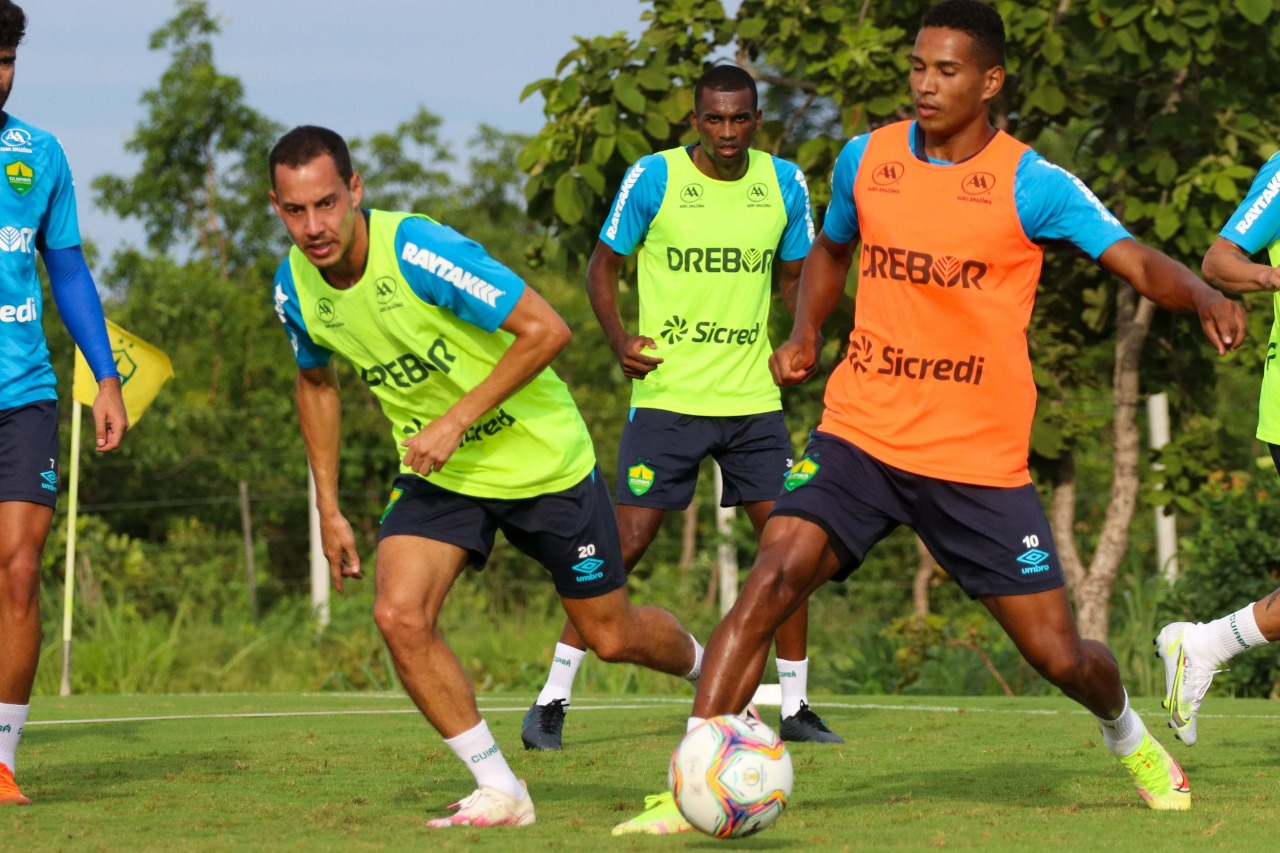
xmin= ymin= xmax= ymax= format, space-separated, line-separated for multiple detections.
xmin=1258 ymin=240 xmax=1280 ymax=444
xmin=287 ymin=210 xmax=595 ymax=498
xmin=633 ymin=148 xmax=788 ymax=415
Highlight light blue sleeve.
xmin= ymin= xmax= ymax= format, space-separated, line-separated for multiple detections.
xmin=597 ymin=154 xmax=668 ymax=255
xmin=1014 ymin=151 xmax=1132 ymax=260
xmin=823 ymin=134 xmax=871 ymax=246
xmin=37 ymin=138 xmax=81 ymax=251
xmin=772 ymin=158 xmax=815 ymax=261
xmin=1220 ymin=153 xmax=1280 ymax=255
xmin=395 ymin=217 xmax=525 ymax=332
xmin=272 ymin=259 xmax=333 ymax=370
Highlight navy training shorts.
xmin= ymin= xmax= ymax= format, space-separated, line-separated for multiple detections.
xmin=616 ymin=408 xmax=792 ymax=510
xmin=0 ymin=400 xmax=60 ymax=508
xmin=377 ymin=466 xmax=627 ymax=599
xmin=773 ymin=431 xmax=1065 ymax=599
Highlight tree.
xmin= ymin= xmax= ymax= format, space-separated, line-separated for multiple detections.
xmin=519 ymin=0 xmax=1280 ymax=641
xmin=92 ymin=0 xmax=281 ymax=277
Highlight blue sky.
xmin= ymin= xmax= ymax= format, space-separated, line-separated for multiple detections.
xmin=13 ymin=0 xmax=741 ymax=252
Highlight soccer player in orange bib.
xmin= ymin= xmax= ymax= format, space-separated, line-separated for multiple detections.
xmin=619 ymin=0 xmax=1245 ymax=828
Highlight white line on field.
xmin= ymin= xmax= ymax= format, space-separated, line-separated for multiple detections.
xmin=26 ymin=699 xmax=1280 ymax=727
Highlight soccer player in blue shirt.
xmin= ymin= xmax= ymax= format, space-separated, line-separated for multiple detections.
xmin=1157 ymin=152 xmax=1280 ymax=746
xmin=0 ymin=1 xmax=127 ymax=806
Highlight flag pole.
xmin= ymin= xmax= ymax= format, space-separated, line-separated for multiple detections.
xmin=59 ymin=398 xmax=83 ymax=697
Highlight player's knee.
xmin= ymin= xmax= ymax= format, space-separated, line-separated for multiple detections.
xmin=0 ymin=547 xmax=41 ymax=606
xmin=1024 ymin=642 xmax=1083 ymax=688
xmin=371 ymin=597 xmax=433 ymax=643
xmin=578 ymin=621 xmax=632 ymax=663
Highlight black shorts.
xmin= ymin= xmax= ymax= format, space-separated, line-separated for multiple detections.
xmin=616 ymin=408 xmax=792 ymax=509
xmin=0 ymin=400 xmax=60 ymax=508
xmin=773 ymin=431 xmax=1065 ymax=599
xmin=377 ymin=466 xmax=627 ymax=599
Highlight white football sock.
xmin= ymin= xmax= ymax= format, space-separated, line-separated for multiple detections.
xmin=1203 ymin=605 xmax=1269 ymax=667
xmin=684 ymin=635 xmax=704 ymax=683
xmin=443 ymin=720 xmax=523 ymax=800
xmin=775 ymin=656 xmax=809 ymax=719
xmin=686 ymin=716 xmax=706 ymax=733
xmin=1095 ymin=690 xmax=1144 ymax=756
xmin=535 ymin=643 xmax=586 ymax=706
xmin=0 ymin=702 xmax=28 ymax=772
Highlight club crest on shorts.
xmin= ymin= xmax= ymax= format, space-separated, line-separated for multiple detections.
xmin=379 ymin=486 xmax=404 ymax=523
xmin=627 ymin=462 xmax=655 ymax=496
xmin=783 ymin=457 xmax=819 ymax=491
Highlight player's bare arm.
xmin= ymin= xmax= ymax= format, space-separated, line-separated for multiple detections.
xmin=1098 ymin=238 xmax=1246 ymax=356
xmin=1202 ymin=236 xmax=1280 ymax=294
xmin=91 ymin=376 xmax=128 ymax=452
xmin=586 ymin=239 xmax=663 ymax=379
xmin=774 ymin=257 xmax=821 ymax=383
xmin=401 ymin=286 xmax=571 ymax=477
xmin=771 ymin=231 xmax=853 ymax=386
xmin=296 ymin=362 xmax=361 ymax=591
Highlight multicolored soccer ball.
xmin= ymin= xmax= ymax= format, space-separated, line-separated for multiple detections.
xmin=668 ymin=714 xmax=793 ymax=838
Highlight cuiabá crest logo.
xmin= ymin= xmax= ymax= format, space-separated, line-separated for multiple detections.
xmin=660 ymin=315 xmax=688 ymax=344
xmin=5 ymin=160 xmax=33 ymax=195
xmin=628 ymin=462 xmax=655 ymax=496
xmin=784 ymin=457 xmax=819 ymax=491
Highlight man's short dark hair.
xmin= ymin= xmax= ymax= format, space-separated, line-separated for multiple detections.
xmin=921 ymin=0 xmax=1005 ymax=69
xmin=0 ymin=1 xmax=26 ymax=50
xmin=268 ymin=125 xmax=354 ymax=187
xmin=694 ymin=64 xmax=758 ymax=113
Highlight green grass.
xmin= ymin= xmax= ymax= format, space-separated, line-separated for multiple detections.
xmin=5 ymin=693 xmax=1279 ymax=851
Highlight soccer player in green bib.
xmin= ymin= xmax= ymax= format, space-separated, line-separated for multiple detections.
xmin=268 ymin=126 xmax=704 ymax=828
xmin=523 ymin=65 xmax=843 ymax=774
xmin=1156 ymin=151 xmax=1280 ymax=747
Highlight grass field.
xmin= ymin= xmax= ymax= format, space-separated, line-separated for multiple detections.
xmin=4 ymin=692 xmax=1278 ymax=851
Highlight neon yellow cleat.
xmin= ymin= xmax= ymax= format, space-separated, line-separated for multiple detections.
xmin=611 ymin=791 xmax=692 ymax=836
xmin=1156 ymin=621 xmax=1219 ymax=746
xmin=1118 ymin=732 xmax=1190 ymax=811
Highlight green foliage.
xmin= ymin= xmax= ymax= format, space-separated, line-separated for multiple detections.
xmin=519 ymin=0 xmax=734 ymax=266
xmin=91 ymin=0 xmax=281 ymax=271
xmin=1174 ymin=470 xmax=1280 ymax=698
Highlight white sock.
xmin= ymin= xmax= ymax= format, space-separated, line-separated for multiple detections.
xmin=535 ymin=643 xmax=586 ymax=706
xmin=684 ymin=635 xmax=704 ymax=683
xmin=443 ymin=720 xmax=523 ymax=800
xmin=686 ymin=716 xmax=705 ymax=733
xmin=776 ymin=656 xmax=809 ymax=719
xmin=1203 ymin=605 xmax=1269 ymax=666
xmin=0 ymin=702 xmax=28 ymax=772
xmin=1095 ymin=690 xmax=1144 ymax=757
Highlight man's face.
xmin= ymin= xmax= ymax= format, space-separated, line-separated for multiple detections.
xmin=0 ymin=46 xmax=16 ymax=113
xmin=909 ymin=27 xmax=1003 ymax=137
xmin=691 ymin=87 xmax=761 ymax=175
xmin=269 ymin=154 xmax=363 ymax=271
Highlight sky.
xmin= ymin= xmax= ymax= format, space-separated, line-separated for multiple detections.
xmin=13 ymin=0 xmax=742 ymax=253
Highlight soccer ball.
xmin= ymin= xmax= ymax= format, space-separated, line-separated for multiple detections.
xmin=668 ymin=714 xmax=793 ymax=838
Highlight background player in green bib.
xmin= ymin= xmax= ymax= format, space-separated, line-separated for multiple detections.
xmin=268 ymin=126 xmax=704 ymax=828
xmin=524 ymin=66 xmax=842 ymax=766
xmin=1156 ymin=152 xmax=1280 ymax=747
xmin=0 ymin=1 xmax=128 ymax=807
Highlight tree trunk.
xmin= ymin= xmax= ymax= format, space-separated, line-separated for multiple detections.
xmin=680 ymin=503 xmax=697 ymax=569
xmin=1052 ymin=286 xmax=1156 ymax=642
xmin=913 ymin=535 xmax=934 ymax=617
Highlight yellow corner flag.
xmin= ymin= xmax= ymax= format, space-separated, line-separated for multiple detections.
xmin=71 ymin=319 xmax=174 ymax=423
